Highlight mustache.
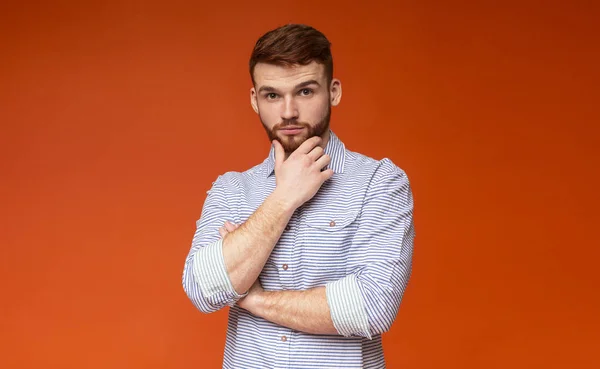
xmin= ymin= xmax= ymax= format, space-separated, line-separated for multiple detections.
xmin=275 ymin=120 xmax=310 ymax=129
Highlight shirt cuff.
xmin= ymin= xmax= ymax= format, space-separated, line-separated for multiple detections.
xmin=192 ymin=238 xmax=247 ymax=305
xmin=326 ymin=274 xmax=371 ymax=339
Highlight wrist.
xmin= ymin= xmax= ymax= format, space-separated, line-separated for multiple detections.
xmin=250 ymin=290 xmax=269 ymax=317
xmin=269 ymin=188 xmax=298 ymax=215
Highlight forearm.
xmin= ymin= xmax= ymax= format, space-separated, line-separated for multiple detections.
xmin=223 ymin=189 xmax=295 ymax=294
xmin=251 ymin=287 xmax=337 ymax=335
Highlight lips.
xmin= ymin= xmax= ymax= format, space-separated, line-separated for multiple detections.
xmin=279 ymin=127 xmax=305 ymax=135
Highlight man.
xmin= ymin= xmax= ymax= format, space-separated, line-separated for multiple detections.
xmin=182 ymin=23 xmax=415 ymax=368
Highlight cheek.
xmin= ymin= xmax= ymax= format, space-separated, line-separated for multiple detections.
xmin=302 ymin=98 xmax=329 ymax=120
xmin=258 ymin=106 xmax=279 ymax=126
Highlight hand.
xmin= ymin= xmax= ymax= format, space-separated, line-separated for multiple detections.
xmin=272 ymin=137 xmax=334 ymax=210
xmin=218 ymin=220 xmax=240 ymax=239
xmin=237 ymin=278 xmax=264 ymax=314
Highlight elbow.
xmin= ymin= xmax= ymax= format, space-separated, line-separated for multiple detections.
xmin=182 ymin=286 xmax=213 ymax=315
xmin=368 ymin=303 xmax=399 ymax=336
xmin=369 ymin=263 xmax=413 ymax=335
xmin=364 ymin=286 xmax=407 ymax=336
xmin=195 ymin=299 xmax=221 ymax=315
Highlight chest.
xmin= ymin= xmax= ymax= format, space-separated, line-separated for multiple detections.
xmin=236 ymin=175 xmax=367 ymax=289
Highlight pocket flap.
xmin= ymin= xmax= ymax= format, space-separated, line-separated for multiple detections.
xmin=305 ymin=209 xmax=360 ymax=231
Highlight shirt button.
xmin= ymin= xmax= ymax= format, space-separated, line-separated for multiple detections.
xmin=329 ymin=220 xmax=336 ymax=227
xmin=285 ymin=225 xmax=290 ymax=231
xmin=282 ymin=264 xmax=288 ymax=271
xmin=281 ymin=335 xmax=287 ymax=342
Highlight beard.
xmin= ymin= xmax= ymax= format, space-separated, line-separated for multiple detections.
xmin=261 ymin=105 xmax=331 ymax=154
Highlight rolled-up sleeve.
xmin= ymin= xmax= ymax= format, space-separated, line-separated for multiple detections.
xmin=326 ymin=159 xmax=415 ymax=338
xmin=182 ymin=176 xmax=247 ymax=314
xmin=326 ymin=274 xmax=371 ymax=338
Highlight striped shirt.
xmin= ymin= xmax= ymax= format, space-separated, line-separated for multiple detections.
xmin=182 ymin=130 xmax=415 ymax=368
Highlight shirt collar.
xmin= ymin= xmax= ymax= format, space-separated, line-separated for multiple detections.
xmin=265 ymin=130 xmax=346 ymax=178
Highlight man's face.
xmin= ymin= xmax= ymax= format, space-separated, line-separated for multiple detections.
xmin=251 ymin=61 xmax=342 ymax=153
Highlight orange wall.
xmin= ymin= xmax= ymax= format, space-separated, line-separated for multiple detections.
xmin=1 ymin=1 xmax=598 ymax=368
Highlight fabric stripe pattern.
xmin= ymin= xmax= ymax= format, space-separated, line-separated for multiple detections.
xmin=182 ymin=130 xmax=415 ymax=368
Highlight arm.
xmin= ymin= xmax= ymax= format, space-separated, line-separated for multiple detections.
xmin=239 ymin=283 xmax=337 ymax=335
xmin=182 ymin=176 xmax=296 ymax=313
xmin=238 ymin=160 xmax=415 ymax=338
xmin=221 ymin=191 xmax=294 ymax=294
xmin=222 ymin=137 xmax=333 ymax=295
xmin=182 ymin=176 xmax=293 ymax=313
xmin=342 ymin=162 xmax=414 ymax=338
xmin=181 ymin=175 xmax=243 ymax=314
xmin=182 ymin=137 xmax=334 ymax=313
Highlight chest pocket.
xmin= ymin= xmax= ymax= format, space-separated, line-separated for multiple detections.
xmin=299 ymin=209 xmax=360 ymax=286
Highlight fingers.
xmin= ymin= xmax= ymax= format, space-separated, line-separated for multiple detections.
xmin=219 ymin=221 xmax=240 ymax=238
xmin=314 ymin=152 xmax=331 ymax=170
xmin=320 ymin=168 xmax=334 ymax=181
xmin=273 ymin=140 xmax=284 ymax=171
xmin=306 ymin=145 xmax=325 ymax=162
xmin=292 ymin=136 xmax=322 ymax=156
xmin=224 ymin=221 xmax=236 ymax=232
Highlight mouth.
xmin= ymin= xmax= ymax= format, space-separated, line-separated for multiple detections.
xmin=279 ymin=126 xmax=305 ymax=135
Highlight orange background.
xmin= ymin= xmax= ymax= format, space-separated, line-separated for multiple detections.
xmin=1 ymin=1 xmax=598 ymax=368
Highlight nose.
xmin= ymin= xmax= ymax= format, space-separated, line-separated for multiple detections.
xmin=281 ymin=96 xmax=299 ymax=121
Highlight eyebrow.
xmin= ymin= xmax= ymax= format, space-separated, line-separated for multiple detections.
xmin=258 ymin=79 xmax=321 ymax=94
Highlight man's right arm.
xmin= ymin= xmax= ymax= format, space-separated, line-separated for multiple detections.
xmin=182 ymin=183 xmax=294 ymax=313
xmin=221 ymin=190 xmax=295 ymax=295
xmin=183 ymin=137 xmax=333 ymax=313
xmin=181 ymin=175 xmax=243 ymax=314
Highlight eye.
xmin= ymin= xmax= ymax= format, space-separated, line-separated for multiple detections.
xmin=266 ymin=93 xmax=278 ymax=100
xmin=299 ymin=88 xmax=313 ymax=96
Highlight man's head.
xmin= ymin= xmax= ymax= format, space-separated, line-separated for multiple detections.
xmin=249 ymin=24 xmax=342 ymax=153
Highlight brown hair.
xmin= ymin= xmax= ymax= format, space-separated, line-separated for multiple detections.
xmin=249 ymin=24 xmax=333 ymax=85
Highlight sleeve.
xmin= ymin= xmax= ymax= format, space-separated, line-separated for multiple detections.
xmin=325 ymin=159 xmax=415 ymax=338
xmin=182 ymin=176 xmax=247 ymax=314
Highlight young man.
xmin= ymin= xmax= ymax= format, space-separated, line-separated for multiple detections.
xmin=182 ymin=24 xmax=415 ymax=368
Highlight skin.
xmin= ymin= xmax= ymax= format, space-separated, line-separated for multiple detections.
xmin=217 ymin=61 xmax=343 ymax=335
xmin=251 ymin=61 xmax=342 ymax=156
xmin=220 ymin=220 xmax=337 ymax=335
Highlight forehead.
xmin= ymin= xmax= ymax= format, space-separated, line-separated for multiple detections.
xmin=253 ymin=61 xmax=326 ymax=89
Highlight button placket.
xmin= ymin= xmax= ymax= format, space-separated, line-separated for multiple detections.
xmin=280 ymin=213 xmax=296 ymax=289
xmin=275 ymin=329 xmax=292 ymax=369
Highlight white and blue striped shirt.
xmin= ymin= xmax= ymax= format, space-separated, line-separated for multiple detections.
xmin=182 ymin=130 xmax=415 ymax=368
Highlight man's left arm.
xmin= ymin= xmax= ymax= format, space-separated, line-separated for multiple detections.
xmin=239 ymin=160 xmax=415 ymax=338
xmin=239 ymin=282 xmax=336 ymax=335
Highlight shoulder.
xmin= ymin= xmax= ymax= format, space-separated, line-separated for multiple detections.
xmin=345 ymin=150 xmax=409 ymax=185
xmin=344 ymin=151 xmax=414 ymax=217
xmin=209 ymin=160 xmax=268 ymax=194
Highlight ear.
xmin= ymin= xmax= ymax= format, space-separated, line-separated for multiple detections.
xmin=250 ymin=87 xmax=259 ymax=114
xmin=330 ymin=78 xmax=342 ymax=107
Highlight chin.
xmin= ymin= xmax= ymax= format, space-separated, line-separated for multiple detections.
xmin=279 ymin=134 xmax=309 ymax=152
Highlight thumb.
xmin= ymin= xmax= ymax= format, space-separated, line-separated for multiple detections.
xmin=273 ymin=140 xmax=284 ymax=171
